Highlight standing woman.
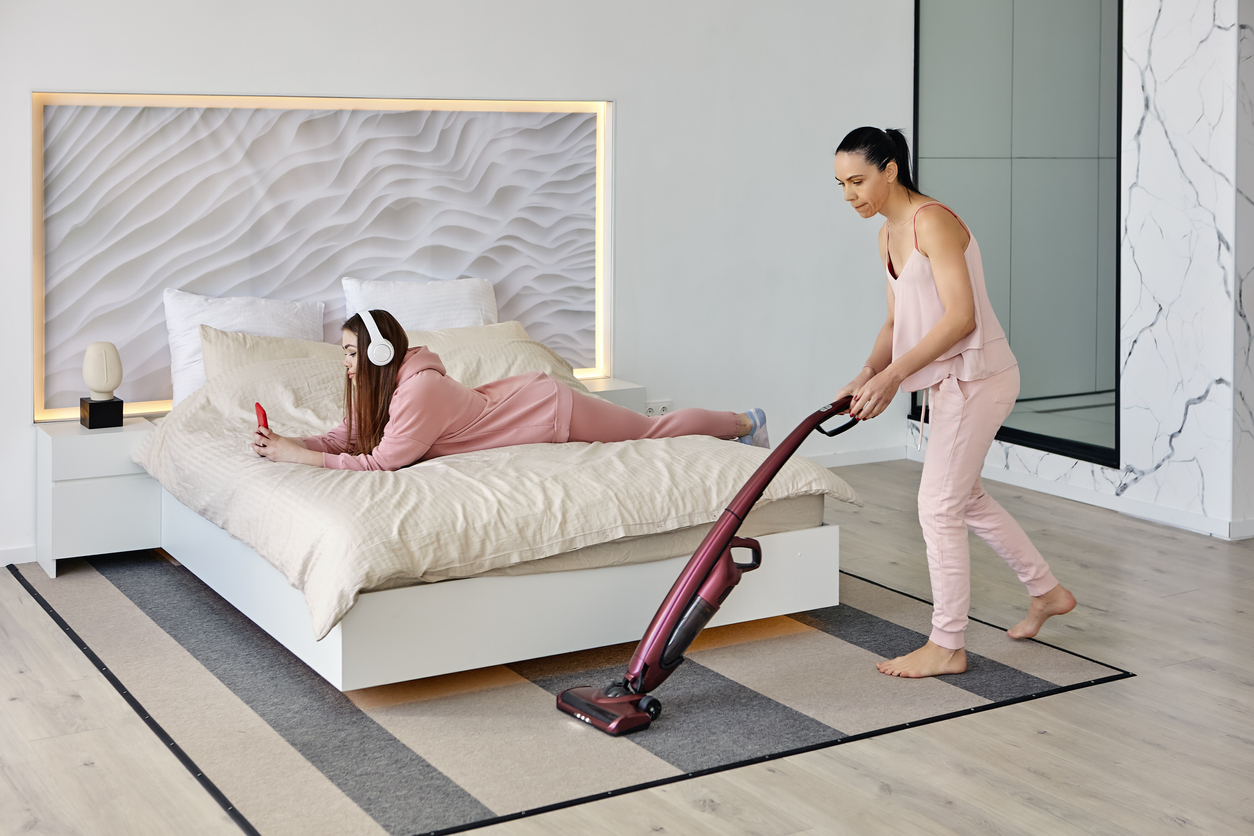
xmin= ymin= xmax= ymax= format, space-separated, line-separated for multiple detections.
xmin=833 ymin=127 xmax=1075 ymax=678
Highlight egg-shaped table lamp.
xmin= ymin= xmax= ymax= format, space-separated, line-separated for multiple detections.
xmin=80 ymin=342 xmax=125 ymax=429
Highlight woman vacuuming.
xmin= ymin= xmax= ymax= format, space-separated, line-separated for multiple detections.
xmin=833 ymin=127 xmax=1075 ymax=678
xmin=251 ymin=309 xmax=769 ymax=471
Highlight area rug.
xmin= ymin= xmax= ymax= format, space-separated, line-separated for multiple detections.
xmin=9 ymin=553 xmax=1130 ymax=836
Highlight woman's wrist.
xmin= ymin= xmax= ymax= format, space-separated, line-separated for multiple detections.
xmin=880 ymin=363 xmax=906 ymax=388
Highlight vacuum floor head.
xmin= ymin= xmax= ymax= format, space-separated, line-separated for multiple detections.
xmin=556 ymin=685 xmax=661 ymax=735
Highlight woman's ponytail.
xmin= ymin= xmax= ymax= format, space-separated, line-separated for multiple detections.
xmin=884 ymin=129 xmax=918 ymax=193
xmin=836 ymin=127 xmax=918 ymax=193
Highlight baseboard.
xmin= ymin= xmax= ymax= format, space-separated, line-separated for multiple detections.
xmin=975 ymin=464 xmax=1236 ymax=539
xmin=1228 ymin=518 xmax=1254 ymax=541
xmin=904 ymin=422 xmax=1243 ymax=539
xmin=809 ymin=446 xmax=907 ymax=469
xmin=0 ymin=544 xmax=37 ymax=566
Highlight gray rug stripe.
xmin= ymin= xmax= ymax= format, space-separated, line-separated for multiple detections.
xmin=512 ymin=658 xmax=845 ymax=774
xmin=792 ymin=604 xmax=1057 ymax=702
xmin=89 ymin=554 xmax=493 ymax=836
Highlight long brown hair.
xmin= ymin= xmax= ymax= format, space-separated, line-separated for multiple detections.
xmin=342 ymin=310 xmax=409 ymax=455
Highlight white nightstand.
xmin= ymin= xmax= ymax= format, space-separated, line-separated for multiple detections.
xmin=36 ymin=418 xmax=161 ymax=578
xmin=581 ymin=378 xmax=647 ymax=413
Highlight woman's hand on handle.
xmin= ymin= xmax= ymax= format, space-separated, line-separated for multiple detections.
xmin=835 ymin=382 xmax=859 ymax=414
xmin=848 ymin=369 xmax=902 ymax=421
xmin=836 ymin=365 xmax=878 ymax=415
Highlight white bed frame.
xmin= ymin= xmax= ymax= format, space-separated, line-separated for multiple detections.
xmin=160 ymin=489 xmax=840 ymax=691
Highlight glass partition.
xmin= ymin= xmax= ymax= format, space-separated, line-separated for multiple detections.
xmin=915 ymin=0 xmax=1120 ymax=466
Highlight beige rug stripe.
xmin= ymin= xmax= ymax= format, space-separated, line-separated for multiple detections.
xmin=21 ymin=560 xmax=387 ymax=836
xmin=350 ymin=667 xmax=682 ymax=815
xmin=840 ymin=574 xmax=1114 ymax=685
xmin=690 ymin=629 xmax=987 ymax=734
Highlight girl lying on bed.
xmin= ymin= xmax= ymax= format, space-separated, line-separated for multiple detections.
xmin=251 ymin=309 xmax=770 ymax=471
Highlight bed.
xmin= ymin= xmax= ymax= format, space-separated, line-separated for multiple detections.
xmin=134 ymin=318 xmax=861 ymax=691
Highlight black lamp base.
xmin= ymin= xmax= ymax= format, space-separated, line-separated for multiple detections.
xmin=80 ymin=397 xmax=124 ymax=429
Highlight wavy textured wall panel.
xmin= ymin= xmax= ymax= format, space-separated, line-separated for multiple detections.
xmin=41 ymin=104 xmax=598 ymax=409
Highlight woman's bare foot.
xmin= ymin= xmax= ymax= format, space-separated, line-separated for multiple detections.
xmin=1008 ymin=584 xmax=1076 ymax=639
xmin=876 ymin=641 xmax=967 ymax=677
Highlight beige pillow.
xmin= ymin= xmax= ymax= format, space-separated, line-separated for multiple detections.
xmin=200 ymin=320 xmax=549 ymax=385
xmin=407 ymin=320 xmax=529 ymax=351
xmin=437 ymin=339 xmax=590 ymax=393
xmin=200 ymin=325 xmax=340 ymax=384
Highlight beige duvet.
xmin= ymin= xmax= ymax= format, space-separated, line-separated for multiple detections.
xmin=134 ymin=345 xmax=860 ymax=640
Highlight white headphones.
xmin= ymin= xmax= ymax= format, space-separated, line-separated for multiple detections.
xmin=357 ymin=309 xmax=395 ymax=366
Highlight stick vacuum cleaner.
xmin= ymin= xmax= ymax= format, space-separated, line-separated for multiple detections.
xmin=556 ymin=396 xmax=858 ymax=735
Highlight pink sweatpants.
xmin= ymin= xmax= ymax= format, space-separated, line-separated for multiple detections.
xmin=919 ymin=366 xmax=1058 ymax=649
xmin=567 ymin=390 xmax=740 ymax=443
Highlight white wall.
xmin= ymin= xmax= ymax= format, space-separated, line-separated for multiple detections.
xmin=0 ymin=0 xmax=915 ymax=556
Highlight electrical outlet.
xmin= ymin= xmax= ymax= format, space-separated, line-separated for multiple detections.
xmin=645 ymin=400 xmax=672 ymax=417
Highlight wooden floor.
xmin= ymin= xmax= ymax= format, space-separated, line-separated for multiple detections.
xmin=4 ymin=460 xmax=1253 ymax=835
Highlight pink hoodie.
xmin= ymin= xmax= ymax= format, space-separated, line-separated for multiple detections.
xmin=302 ymin=346 xmax=573 ymax=471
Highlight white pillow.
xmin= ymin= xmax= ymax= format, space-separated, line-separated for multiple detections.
xmin=164 ymin=288 xmax=324 ymax=404
xmin=342 ymin=277 xmax=498 ymax=331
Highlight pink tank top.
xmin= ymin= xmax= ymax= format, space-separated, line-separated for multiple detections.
xmin=887 ymin=202 xmax=1016 ymax=393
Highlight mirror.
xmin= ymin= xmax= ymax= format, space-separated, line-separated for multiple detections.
xmin=915 ymin=0 xmax=1119 ymax=464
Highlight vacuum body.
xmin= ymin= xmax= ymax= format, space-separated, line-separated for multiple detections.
xmin=556 ymin=397 xmax=857 ymax=734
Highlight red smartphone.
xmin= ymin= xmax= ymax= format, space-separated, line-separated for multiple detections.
xmin=255 ymin=402 xmax=268 ymax=429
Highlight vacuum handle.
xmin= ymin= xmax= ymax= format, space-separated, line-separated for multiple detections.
xmin=816 ymin=395 xmax=858 ymax=437
xmin=729 ymin=536 xmax=762 ymax=572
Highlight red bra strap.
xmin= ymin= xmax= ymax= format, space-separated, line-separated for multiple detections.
xmin=913 ymin=202 xmax=964 ymax=249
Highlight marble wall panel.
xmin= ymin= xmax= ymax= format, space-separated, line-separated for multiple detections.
xmin=1114 ymin=0 xmax=1235 ymax=519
